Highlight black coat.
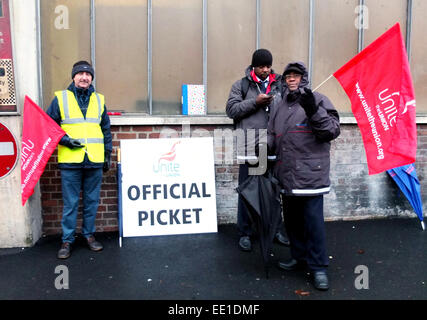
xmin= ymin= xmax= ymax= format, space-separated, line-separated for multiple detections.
xmin=226 ymin=66 xmax=282 ymax=161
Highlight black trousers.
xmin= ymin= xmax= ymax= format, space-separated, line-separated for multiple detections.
xmin=282 ymin=195 xmax=328 ymax=271
xmin=237 ymin=163 xmax=285 ymax=237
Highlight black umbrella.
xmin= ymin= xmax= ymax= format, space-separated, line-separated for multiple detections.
xmin=236 ymin=170 xmax=282 ymax=278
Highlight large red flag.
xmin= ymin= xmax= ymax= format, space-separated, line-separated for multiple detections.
xmin=334 ymin=23 xmax=416 ymax=175
xmin=21 ymin=96 xmax=66 ymax=206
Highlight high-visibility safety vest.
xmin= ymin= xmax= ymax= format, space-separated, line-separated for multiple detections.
xmin=55 ymin=90 xmax=105 ymax=163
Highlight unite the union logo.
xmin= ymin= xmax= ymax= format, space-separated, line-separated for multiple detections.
xmin=152 ymin=141 xmax=181 ymax=177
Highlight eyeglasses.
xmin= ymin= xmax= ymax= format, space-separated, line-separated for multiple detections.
xmin=285 ymin=73 xmax=302 ymax=80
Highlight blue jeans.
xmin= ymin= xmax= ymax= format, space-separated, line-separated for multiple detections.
xmin=60 ymin=168 xmax=103 ymax=243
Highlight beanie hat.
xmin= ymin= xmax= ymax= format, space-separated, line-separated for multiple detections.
xmin=283 ymin=64 xmax=304 ymax=76
xmin=251 ymin=49 xmax=273 ymax=67
xmin=71 ymin=61 xmax=94 ymax=80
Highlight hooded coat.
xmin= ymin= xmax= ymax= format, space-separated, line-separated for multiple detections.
xmin=226 ymin=66 xmax=282 ymax=160
xmin=267 ymin=62 xmax=340 ymax=196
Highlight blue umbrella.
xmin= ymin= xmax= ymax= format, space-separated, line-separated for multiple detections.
xmin=387 ymin=163 xmax=424 ymax=230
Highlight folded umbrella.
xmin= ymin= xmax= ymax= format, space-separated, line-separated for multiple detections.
xmin=387 ymin=163 xmax=424 ymax=230
xmin=236 ymin=170 xmax=282 ymax=277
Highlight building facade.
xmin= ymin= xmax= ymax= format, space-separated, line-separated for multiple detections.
xmin=0 ymin=0 xmax=426 ymax=247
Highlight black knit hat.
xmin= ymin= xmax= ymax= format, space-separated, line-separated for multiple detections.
xmin=283 ymin=64 xmax=304 ymax=76
xmin=71 ymin=61 xmax=94 ymax=80
xmin=251 ymin=49 xmax=273 ymax=67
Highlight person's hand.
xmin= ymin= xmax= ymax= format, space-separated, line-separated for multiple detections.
xmin=299 ymin=88 xmax=318 ymax=117
xmin=66 ymin=138 xmax=84 ymax=149
xmin=103 ymin=152 xmax=111 ymax=172
xmin=286 ymin=90 xmax=300 ymax=102
xmin=255 ymin=93 xmax=273 ymax=107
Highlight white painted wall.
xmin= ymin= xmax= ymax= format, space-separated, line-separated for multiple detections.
xmin=0 ymin=0 xmax=42 ymax=248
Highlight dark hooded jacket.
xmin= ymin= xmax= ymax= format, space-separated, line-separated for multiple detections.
xmin=267 ymin=62 xmax=340 ymax=196
xmin=226 ymin=66 xmax=282 ymax=160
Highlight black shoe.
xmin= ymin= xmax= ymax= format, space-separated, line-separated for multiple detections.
xmin=238 ymin=236 xmax=252 ymax=252
xmin=312 ymin=271 xmax=329 ymax=291
xmin=57 ymin=242 xmax=71 ymax=259
xmin=86 ymin=236 xmax=103 ymax=252
xmin=278 ymin=259 xmax=306 ymax=271
xmin=274 ymin=232 xmax=290 ymax=246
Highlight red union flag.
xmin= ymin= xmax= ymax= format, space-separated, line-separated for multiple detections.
xmin=333 ymin=23 xmax=416 ymax=175
xmin=21 ymin=96 xmax=65 ymax=206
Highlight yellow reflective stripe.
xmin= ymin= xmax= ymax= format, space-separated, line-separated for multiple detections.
xmin=61 ymin=118 xmax=100 ymax=124
xmin=86 ymin=92 xmax=104 ymax=120
xmin=62 ymin=91 xmax=70 ymax=119
xmin=86 ymin=138 xmax=104 ymax=143
xmin=95 ymin=93 xmax=102 ymax=116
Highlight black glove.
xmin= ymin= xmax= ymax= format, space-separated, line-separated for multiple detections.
xmin=286 ymin=90 xmax=300 ymax=102
xmin=299 ymin=88 xmax=318 ymax=117
xmin=103 ymin=152 xmax=111 ymax=172
xmin=65 ymin=137 xmax=84 ymax=149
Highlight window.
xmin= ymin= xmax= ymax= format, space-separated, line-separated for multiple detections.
xmin=313 ymin=0 xmax=359 ymax=114
xmin=207 ymin=0 xmax=256 ymax=114
xmin=41 ymin=0 xmax=91 ymax=108
xmin=261 ymin=0 xmax=309 ymax=74
xmin=95 ymin=0 xmax=148 ymax=113
xmin=40 ymin=0 xmax=426 ymax=116
xmin=152 ymin=0 xmax=202 ymax=115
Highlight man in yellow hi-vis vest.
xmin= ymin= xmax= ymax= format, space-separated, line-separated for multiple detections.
xmin=47 ymin=61 xmax=112 ymax=259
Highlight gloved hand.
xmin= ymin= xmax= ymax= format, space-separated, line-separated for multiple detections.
xmin=65 ymin=137 xmax=84 ymax=149
xmin=299 ymin=88 xmax=318 ymax=117
xmin=103 ymin=152 xmax=111 ymax=172
xmin=286 ymin=90 xmax=300 ymax=102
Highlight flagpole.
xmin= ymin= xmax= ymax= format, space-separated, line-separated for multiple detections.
xmin=312 ymin=74 xmax=333 ymax=92
xmin=117 ymin=147 xmax=123 ymax=247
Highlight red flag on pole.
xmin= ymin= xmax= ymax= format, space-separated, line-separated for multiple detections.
xmin=21 ymin=96 xmax=66 ymax=206
xmin=333 ymin=23 xmax=416 ymax=175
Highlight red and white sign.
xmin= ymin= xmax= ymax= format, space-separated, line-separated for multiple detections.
xmin=0 ymin=121 xmax=18 ymax=178
xmin=120 ymin=137 xmax=218 ymax=237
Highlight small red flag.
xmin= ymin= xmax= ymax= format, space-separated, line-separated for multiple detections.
xmin=21 ymin=96 xmax=66 ymax=206
xmin=334 ymin=23 xmax=416 ymax=175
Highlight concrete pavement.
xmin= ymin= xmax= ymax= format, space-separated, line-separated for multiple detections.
xmin=0 ymin=217 xmax=426 ymax=301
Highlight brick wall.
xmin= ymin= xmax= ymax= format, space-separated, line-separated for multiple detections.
xmin=40 ymin=123 xmax=427 ymax=235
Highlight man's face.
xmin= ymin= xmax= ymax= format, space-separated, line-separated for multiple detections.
xmin=253 ymin=65 xmax=271 ymax=81
xmin=73 ymin=71 xmax=92 ymax=90
xmin=285 ymin=72 xmax=302 ymax=91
